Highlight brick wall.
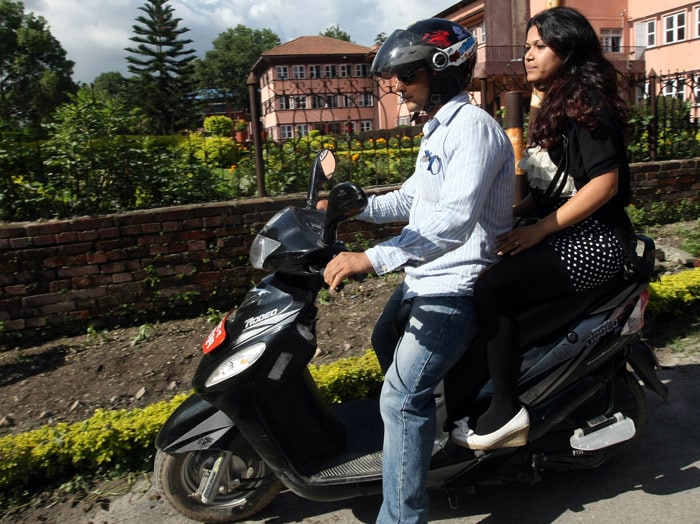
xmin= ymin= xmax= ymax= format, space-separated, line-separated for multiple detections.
xmin=1 ymin=159 xmax=698 ymax=348
xmin=0 ymin=189 xmax=401 ymax=348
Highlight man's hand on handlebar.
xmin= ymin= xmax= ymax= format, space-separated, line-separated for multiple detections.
xmin=323 ymin=251 xmax=374 ymax=291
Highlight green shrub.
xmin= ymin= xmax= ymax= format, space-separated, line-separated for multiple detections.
xmin=309 ymin=349 xmax=383 ymax=403
xmin=203 ymin=115 xmax=234 ymax=137
xmin=648 ymin=267 xmax=700 ymax=317
xmin=0 ymin=393 xmax=188 ymax=501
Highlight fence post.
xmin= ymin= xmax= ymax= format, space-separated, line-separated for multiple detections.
xmin=505 ymin=91 xmax=527 ymax=203
xmin=648 ymin=70 xmax=657 ymax=162
xmin=247 ymin=72 xmax=266 ymax=197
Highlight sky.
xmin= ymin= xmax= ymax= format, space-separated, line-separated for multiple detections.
xmin=22 ymin=0 xmax=458 ymax=84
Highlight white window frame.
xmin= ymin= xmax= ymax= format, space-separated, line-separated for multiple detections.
xmin=601 ymin=28 xmax=622 ymax=53
xmin=280 ymin=125 xmax=293 ymax=140
xmin=325 ymin=94 xmax=339 ymax=108
xmin=663 ymin=77 xmax=686 ymax=101
xmin=664 ymin=11 xmax=686 ymax=44
xmin=275 ymin=66 xmax=288 ymax=80
xmin=696 ymin=7 xmax=700 ymax=38
xmin=358 ymin=93 xmax=374 ymax=107
xmin=292 ymin=95 xmax=307 ymax=109
xmin=339 ymin=64 xmax=349 ymax=78
xmin=278 ymin=95 xmax=291 ymax=110
xmin=309 ymin=65 xmax=321 ymax=79
xmin=324 ymin=65 xmax=337 ymax=78
xmin=292 ymin=65 xmax=305 ymax=80
xmin=296 ymin=124 xmax=309 ymax=137
xmin=646 ymin=19 xmax=656 ymax=47
xmin=360 ymin=120 xmax=372 ymax=132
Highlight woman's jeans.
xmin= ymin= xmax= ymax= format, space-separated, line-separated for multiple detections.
xmin=372 ymin=285 xmax=477 ymax=524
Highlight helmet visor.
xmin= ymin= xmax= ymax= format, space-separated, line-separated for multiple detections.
xmin=370 ymin=29 xmax=436 ymax=79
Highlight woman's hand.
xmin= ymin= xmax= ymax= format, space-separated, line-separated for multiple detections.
xmin=495 ymin=222 xmax=548 ymax=256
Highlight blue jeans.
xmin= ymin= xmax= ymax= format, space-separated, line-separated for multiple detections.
xmin=372 ymin=285 xmax=477 ymax=524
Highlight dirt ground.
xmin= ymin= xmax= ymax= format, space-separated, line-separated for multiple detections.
xmin=0 ymin=222 xmax=697 ymax=521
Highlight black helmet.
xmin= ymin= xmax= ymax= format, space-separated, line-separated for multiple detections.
xmin=370 ymin=18 xmax=477 ymax=111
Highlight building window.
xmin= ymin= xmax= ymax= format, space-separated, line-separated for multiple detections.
xmin=664 ymin=12 xmax=686 ymax=44
xmin=278 ymin=96 xmax=290 ymax=110
xmin=292 ymin=96 xmax=307 ymax=109
xmin=324 ymin=65 xmax=337 ymax=78
xmin=339 ymin=64 xmax=349 ymax=78
xmin=693 ymin=74 xmax=700 ymax=105
xmin=276 ymin=66 xmax=288 ymax=80
xmin=309 ymin=65 xmax=321 ymax=79
xmin=296 ymin=124 xmax=309 ymax=137
xmin=601 ymin=29 xmax=622 ymax=53
xmin=646 ymin=20 xmax=656 ymax=47
xmin=292 ymin=65 xmax=305 ymax=79
xmin=696 ymin=7 xmax=700 ymax=38
xmin=326 ymin=95 xmax=339 ymax=108
xmin=353 ymin=64 xmax=370 ymax=77
xmin=663 ymin=77 xmax=686 ymax=100
xmin=280 ymin=125 xmax=293 ymax=140
xmin=311 ymin=95 xmax=338 ymax=108
xmin=360 ymin=120 xmax=372 ymax=132
xmin=327 ymin=122 xmax=342 ymax=134
xmin=358 ymin=93 xmax=374 ymax=107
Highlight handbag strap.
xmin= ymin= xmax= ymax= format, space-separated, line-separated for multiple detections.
xmin=543 ymin=134 xmax=570 ymax=202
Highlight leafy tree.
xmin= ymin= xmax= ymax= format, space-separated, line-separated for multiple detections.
xmin=0 ymin=0 xmax=76 ymax=135
xmin=322 ymin=24 xmax=352 ymax=42
xmin=193 ymin=25 xmax=280 ymax=113
xmin=125 ymin=0 xmax=196 ymax=134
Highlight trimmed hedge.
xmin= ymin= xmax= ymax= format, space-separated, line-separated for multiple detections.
xmin=1 ymin=268 xmax=699 ymax=502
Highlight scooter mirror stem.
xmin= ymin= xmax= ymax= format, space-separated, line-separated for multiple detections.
xmin=321 ymin=182 xmax=367 ymax=246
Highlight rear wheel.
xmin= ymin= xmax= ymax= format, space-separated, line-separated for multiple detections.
xmin=154 ymin=435 xmax=281 ymax=524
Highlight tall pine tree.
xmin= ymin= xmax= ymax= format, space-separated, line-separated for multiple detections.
xmin=125 ymin=0 xmax=196 ymax=134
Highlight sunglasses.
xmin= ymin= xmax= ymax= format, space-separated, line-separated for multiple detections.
xmin=396 ymin=70 xmax=420 ymax=85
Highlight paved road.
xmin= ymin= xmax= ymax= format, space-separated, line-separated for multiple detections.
xmin=86 ymin=355 xmax=700 ymax=524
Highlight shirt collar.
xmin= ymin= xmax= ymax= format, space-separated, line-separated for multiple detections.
xmin=422 ymin=92 xmax=471 ymax=137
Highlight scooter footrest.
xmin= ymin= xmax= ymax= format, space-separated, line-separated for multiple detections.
xmin=569 ymin=412 xmax=636 ymax=451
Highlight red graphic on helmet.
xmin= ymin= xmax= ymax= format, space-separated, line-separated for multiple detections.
xmin=422 ymin=30 xmax=452 ymax=48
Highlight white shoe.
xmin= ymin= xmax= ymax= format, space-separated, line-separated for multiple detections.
xmin=463 ymin=407 xmax=530 ymax=450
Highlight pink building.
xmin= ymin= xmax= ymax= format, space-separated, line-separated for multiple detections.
xmin=251 ymin=36 xmax=376 ymax=141
xmin=251 ymin=0 xmax=700 ymax=139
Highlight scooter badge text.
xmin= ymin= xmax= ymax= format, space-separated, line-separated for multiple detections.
xmin=244 ymin=308 xmax=278 ymax=329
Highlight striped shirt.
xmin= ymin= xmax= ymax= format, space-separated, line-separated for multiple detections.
xmin=359 ymin=93 xmax=514 ymax=298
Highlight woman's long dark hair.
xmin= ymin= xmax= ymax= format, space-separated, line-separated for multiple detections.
xmin=527 ymin=7 xmax=628 ymax=149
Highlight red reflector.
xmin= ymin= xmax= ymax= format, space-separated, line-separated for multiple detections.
xmin=202 ymin=314 xmax=229 ymax=354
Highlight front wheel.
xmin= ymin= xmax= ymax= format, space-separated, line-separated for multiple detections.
xmin=154 ymin=436 xmax=281 ymax=523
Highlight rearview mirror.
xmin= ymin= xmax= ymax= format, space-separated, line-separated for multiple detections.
xmin=306 ymin=149 xmax=336 ymax=209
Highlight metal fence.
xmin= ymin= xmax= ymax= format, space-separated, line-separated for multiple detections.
xmin=248 ymin=67 xmax=700 ymax=195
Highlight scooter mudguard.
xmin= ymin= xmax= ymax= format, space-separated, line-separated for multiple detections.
xmin=628 ymin=339 xmax=669 ymax=402
xmin=155 ymin=393 xmax=239 ymax=453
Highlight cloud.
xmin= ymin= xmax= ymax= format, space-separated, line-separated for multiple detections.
xmin=21 ymin=0 xmax=454 ymax=83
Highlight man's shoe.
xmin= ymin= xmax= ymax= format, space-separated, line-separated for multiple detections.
xmin=462 ymin=407 xmax=530 ymax=450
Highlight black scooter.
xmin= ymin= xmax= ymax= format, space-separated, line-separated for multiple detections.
xmin=154 ymin=149 xmax=668 ymax=524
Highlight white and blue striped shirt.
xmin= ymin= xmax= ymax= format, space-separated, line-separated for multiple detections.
xmin=359 ymin=93 xmax=514 ymax=298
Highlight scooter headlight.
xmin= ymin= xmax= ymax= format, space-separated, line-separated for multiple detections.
xmin=205 ymin=342 xmax=266 ymax=388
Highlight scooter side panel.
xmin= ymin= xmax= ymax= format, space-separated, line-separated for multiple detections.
xmin=155 ymin=394 xmax=239 ymax=453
